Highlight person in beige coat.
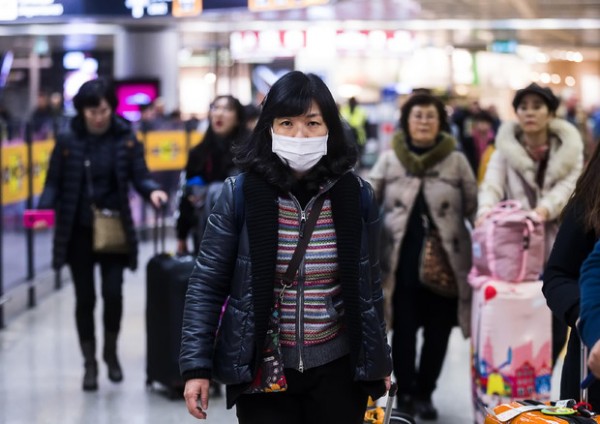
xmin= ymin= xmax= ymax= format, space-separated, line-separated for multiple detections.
xmin=369 ymin=93 xmax=477 ymax=420
xmin=476 ymin=83 xmax=584 ymax=367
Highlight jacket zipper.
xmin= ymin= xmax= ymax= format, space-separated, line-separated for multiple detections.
xmin=299 ymin=210 xmax=306 ymax=239
xmin=289 ymin=193 xmax=311 ymax=373
xmin=297 ymin=262 xmax=305 ymax=373
xmin=285 ymin=176 xmax=350 ymax=372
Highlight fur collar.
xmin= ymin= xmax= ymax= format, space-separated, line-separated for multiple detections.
xmin=392 ymin=131 xmax=457 ymax=176
xmin=495 ymin=118 xmax=582 ymax=183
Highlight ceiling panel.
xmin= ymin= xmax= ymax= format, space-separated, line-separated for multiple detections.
xmin=0 ymin=0 xmax=598 ymax=53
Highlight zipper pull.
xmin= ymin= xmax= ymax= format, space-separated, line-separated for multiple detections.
xmin=298 ymin=357 xmax=304 ymax=373
xmin=299 ymin=211 xmax=306 ymax=238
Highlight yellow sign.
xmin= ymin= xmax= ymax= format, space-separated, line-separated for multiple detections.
xmin=248 ymin=0 xmax=329 ymax=11
xmin=32 ymin=139 xmax=55 ymax=196
xmin=189 ymin=131 xmax=204 ymax=148
xmin=144 ymin=130 xmax=188 ymax=172
xmin=172 ymin=0 xmax=202 ymax=17
xmin=1 ymin=143 xmax=29 ymax=204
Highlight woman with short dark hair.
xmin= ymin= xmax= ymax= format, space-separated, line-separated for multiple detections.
xmin=369 ymin=93 xmax=477 ymax=420
xmin=179 ymin=71 xmax=392 ymax=423
xmin=39 ymin=78 xmax=167 ymax=391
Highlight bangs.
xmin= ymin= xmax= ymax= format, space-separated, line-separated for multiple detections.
xmin=272 ymin=86 xmax=313 ymax=118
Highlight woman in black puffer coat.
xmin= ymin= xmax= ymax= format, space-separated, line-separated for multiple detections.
xmin=39 ymin=78 xmax=167 ymax=392
xmin=179 ymin=71 xmax=392 ymax=424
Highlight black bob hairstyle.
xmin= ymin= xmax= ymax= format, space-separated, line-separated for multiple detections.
xmin=73 ymin=78 xmax=118 ymax=117
xmin=399 ymin=93 xmax=450 ymax=136
xmin=233 ymin=71 xmax=357 ymax=193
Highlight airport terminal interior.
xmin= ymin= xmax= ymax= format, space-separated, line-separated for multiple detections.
xmin=1 ymin=0 xmax=599 ymax=423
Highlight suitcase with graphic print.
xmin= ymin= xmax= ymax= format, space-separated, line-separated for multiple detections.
xmin=485 ymin=344 xmax=599 ymax=423
xmin=469 ymin=277 xmax=552 ymax=423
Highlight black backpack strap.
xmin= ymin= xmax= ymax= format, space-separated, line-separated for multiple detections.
xmin=357 ymin=175 xmax=372 ymax=222
xmin=234 ymin=173 xmax=246 ymax=232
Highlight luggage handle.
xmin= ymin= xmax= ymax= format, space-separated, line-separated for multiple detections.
xmin=489 ymin=201 xmax=541 ymax=224
xmin=580 ymin=335 xmax=597 ymax=418
xmin=383 ymin=382 xmax=398 ymax=424
xmin=153 ymin=201 xmax=167 ymax=255
xmin=581 ymin=341 xmax=593 ymax=402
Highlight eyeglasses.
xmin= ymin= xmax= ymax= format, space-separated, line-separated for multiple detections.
xmin=210 ymin=104 xmax=235 ymax=113
xmin=409 ymin=114 xmax=438 ymax=122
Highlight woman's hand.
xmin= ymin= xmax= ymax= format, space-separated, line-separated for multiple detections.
xmin=150 ymin=190 xmax=168 ymax=209
xmin=589 ymin=340 xmax=600 ymax=379
xmin=533 ymin=206 xmax=549 ymax=221
xmin=384 ymin=375 xmax=392 ymax=392
xmin=184 ymin=378 xmax=211 ymax=420
xmin=177 ymin=239 xmax=189 ymax=255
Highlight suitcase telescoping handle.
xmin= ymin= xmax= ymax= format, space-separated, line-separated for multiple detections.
xmin=153 ymin=201 xmax=167 ymax=255
xmin=581 ymin=342 xmax=595 ymax=400
xmin=383 ymin=382 xmax=398 ymax=424
xmin=578 ymin=341 xmax=599 ymax=418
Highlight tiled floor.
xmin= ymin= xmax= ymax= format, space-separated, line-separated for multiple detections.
xmin=0 ymin=240 xmax=562 ymax=424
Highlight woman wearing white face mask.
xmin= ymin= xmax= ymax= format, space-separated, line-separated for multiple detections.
xmin=179 ymin=71 xmax=392 ymax=423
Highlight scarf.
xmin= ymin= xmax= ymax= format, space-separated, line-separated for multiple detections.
xmin=391 ymin=131 xmax=457 ymax=176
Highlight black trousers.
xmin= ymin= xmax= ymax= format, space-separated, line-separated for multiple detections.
xmin=392 ymin=284 xmax=456 ymax=400
xmin=552 ymin=314 xmax=568 ymax=366
xmin=66 ymin=226 xmax=127 ymax=343
xmin=235 ymin=355 xmax=368 ymax=424
xmin=561 ymin=330 xmax=600 ymax=407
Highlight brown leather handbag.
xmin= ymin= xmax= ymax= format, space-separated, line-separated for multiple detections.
xmin=85 ymin=158 xmax=129 ymax=254
xmin=418 ymin=214 xmax=458 ymax=298
xmin=91 ymin=206 xmax=129 ymax=254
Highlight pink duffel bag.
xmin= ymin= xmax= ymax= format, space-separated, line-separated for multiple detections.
xmin=471 ymin=201 xmax=545 ymax=283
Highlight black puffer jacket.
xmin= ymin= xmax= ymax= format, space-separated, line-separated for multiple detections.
xmin=38 ymin=115 xmax=161 ymax=270
xmin=179 ymin=172 xmax=392 ymax=408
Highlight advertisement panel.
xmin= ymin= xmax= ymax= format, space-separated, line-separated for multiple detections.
xmin=144 ymin=130 xmax=187 ymax=172
xmin=1 ymin=143 xmax=28 ymax=205
xmin=32 ymin=139 xmax=54 ymax=196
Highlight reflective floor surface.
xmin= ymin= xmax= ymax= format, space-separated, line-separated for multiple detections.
xmin=0 ymin=241 xmax=562 ymax=424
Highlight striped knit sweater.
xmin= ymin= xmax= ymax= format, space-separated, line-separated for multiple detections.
xmin=275 ymin=195 xmax=345 ymax=351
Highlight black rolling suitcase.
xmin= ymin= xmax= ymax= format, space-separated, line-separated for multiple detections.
xmin=145 ymin=206 xmax=195 ymax=399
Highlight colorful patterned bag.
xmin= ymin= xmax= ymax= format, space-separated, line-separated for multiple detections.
xmin=244 ymin=285 xmax=289 ymax=393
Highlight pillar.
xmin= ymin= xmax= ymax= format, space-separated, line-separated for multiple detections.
xmin=113 ymin=28 xmax=180 ymax=114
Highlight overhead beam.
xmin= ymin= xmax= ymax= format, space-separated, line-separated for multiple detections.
xmin=506 ymin=0 xmax=536 ymax=19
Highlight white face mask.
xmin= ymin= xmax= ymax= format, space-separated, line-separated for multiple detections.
xmin=271 ymin=130 xmax=328 ymax=173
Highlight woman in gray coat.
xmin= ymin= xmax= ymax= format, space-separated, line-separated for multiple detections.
xmin=369 ymin=93 xmax=477 ymax=420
